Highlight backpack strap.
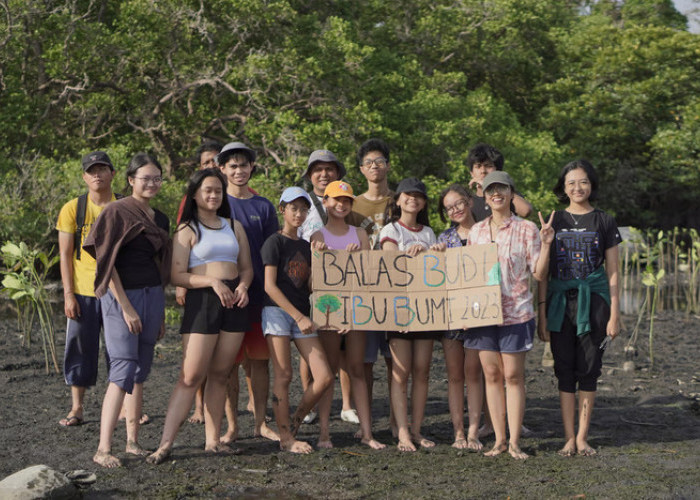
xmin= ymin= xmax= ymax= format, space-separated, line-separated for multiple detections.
xmin=74 ymin=193 xmax=88 ymax=261
xmin=309 ymin=192 xmax=327 ymax=225
xmin=74 ymin=192 xmax=123 ymax=260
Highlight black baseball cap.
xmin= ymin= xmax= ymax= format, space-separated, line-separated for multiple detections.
xmin=395 ymin=177 xmax=427 ymax=197
xmin=81 ymin=151 xmax=114 ymax=171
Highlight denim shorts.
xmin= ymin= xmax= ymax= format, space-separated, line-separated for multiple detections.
xmin=463 ymin=319 xmax=535 ymax=353
xmin=262 ymin=306 xmax=317 ymax=339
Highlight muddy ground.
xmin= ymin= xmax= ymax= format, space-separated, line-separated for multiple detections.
xmin=1 ymin=306 xmax=698 ymax=499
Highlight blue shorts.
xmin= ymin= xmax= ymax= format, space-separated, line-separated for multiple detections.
xmin=64 ymin=294 xmax=108 ymax=387
xmin=101 ymin=287 xmax=165 ymax=393
xmin=262 ymin=306 xmax=317 ymax=339
xmin=463 ymin=319 xmax=535 ymax=353
xmin=364 ymin=331 xmax=391 ymax=363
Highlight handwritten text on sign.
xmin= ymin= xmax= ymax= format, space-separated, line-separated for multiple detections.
xmin=311 ymin=244 xmax=502 ymax=332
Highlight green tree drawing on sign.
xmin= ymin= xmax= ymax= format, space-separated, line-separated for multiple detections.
xmin=315 ymin=294 xmax=342 ymax=330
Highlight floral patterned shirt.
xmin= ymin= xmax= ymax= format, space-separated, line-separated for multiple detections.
xmin=437 ymin=226 xmax=465 ymax=248
xmin=469 ymin=215 xmax=541 ymax=325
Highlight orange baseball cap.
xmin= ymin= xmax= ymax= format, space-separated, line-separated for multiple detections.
xmin=323 ymin=180 xmax=355 ymax=199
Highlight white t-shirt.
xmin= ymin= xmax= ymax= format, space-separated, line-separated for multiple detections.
xmin=298 ymin=201 xmax=324 ymax=242
xmin=379 ymin=221 xmax=436 ymax=251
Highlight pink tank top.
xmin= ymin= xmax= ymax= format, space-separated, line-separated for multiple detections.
xmin=320 ymin=226 xmax=360 ymax=250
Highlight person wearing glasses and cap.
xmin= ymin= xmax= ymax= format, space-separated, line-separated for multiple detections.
xmin=464 ymin=171 xmax=549 ymax=460
xmin=261 ymin=187 xmax=334 ymax=453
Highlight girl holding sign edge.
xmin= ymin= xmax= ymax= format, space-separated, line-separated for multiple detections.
xmin=310 ymin=181 xmax=386 ymax=450
xmin=537 ymin=160 xmax=621 ymax=457
xmin=261 ymin=187 xmax=333 ymax=454
xmin=380 ymin=178 xmax=446 ymax=452
xmin=464 ymin=171 xmax=550 ymax=459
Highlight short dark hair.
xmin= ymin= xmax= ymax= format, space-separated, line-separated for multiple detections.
xmin=553 ymin=159 xmax=599 ymax=204
xmin=196 ymin=140 xmax=223 ymax=163
xmin=437 ymin=183 xmax=472 ymax=223
xmin=178 ymin=168 xmax=231 ymax=241
xmin=467 ymin=143 xmax=504 ymax=171
xmin=357 ymin=138 xmax=390 ymax=166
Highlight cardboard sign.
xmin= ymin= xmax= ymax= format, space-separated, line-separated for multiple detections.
xmin=311 ymin=244 xmax=502 ymax=332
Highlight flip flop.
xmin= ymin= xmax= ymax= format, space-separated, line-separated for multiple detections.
xmin=59 ymin=415 xmax=84 ymax=427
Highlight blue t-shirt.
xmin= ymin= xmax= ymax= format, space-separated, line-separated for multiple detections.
xmin=226 ymin=194 xmax=279 ymax=304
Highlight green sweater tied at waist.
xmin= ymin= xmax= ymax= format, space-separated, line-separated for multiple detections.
xmin=546 ymin=266 xmax=610 ymax=336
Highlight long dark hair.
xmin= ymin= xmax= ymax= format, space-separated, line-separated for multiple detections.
xmin=385 ymin=191 xmax=430 ymax=227
xmin=178 ymin=168 xmax=231 ymax=241
xmin=553 ymin=159 xmax=599 ymax=204
xmin=437 ymin=183 xmax=473 ymax=224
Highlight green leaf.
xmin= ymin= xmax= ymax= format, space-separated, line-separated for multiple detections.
xmin=2 ymin=275 xmax=25 ymax=290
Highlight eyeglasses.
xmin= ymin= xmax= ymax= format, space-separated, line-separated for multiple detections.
xmin=285 ymin=205 xmax=309 ymax=215
xmin=445 ymin=199 xmax=469 ymax=215
xmin=484 ymin=184 xmax=511 ymax=196
xmin=361 ymin=157 xmax=388 ymax=168
xmin=133 ymin=176 xmax=163 ymax=185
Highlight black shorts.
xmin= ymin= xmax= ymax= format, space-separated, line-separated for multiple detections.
xmin=180 ymin=279 xmax=250 ymax=335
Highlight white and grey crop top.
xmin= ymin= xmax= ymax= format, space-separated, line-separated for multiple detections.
xmin=188 ymin=217 xmax=239 ymax=268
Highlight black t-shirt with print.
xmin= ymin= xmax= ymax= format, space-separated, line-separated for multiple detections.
xmin=261 ymin=232 xmax=312 ymax=315
xmin=549 ymin=209 xmax=622 ymax=280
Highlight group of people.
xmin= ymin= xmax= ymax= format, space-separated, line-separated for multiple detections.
xmin=56 ymin=139 xmax=621 ymax=467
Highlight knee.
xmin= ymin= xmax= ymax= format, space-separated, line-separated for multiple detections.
xmin=412 ymin=364 xmax=430 ymax=384
xmin=504 ymin=371 xmax=524 ymax=387
xmin=180 ymin=371 xmax=205 ymax=390
xmin=481 ymin=364 xmax=502 ymax=385
xmin=275 ymin=368 xmax=293 ymax=388
xmin=316 ymin=371 xmax=334 ymax=391
xmin=346 ymin=362 xmax=364 ymax=381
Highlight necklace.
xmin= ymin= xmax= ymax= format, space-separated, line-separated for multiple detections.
xmin=200 ymin=218 xmax=222 ymax=230
xmin=567 ymin=211 xmax=587 ymax=226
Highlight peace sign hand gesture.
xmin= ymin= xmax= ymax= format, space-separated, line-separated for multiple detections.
xmin=538 ymin=210 xmax=555 ymax=245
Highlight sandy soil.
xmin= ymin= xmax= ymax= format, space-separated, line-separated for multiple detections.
xmin=1 ymin=307 xmax=698 ymax=499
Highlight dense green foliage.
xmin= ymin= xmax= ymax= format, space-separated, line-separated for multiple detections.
xmin=0 ymin=0 xmax=698 ymax=248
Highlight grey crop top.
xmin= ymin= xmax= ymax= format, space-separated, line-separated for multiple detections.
xmin=188 ymin=217 xmax=239 ymax=268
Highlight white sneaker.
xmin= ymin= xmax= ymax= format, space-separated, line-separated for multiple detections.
xmin=302 ymin=411 xmax=317 ymax=424
xmin=340 ymin=409 xmax=360 ymax=424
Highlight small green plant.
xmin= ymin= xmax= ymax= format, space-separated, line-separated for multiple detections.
xmin=0 ymin=241 xmax=60 ymax=374
xmin=165 ymin=305 xmax=182 ymax=327
xmin=641 ymin=265 xmax=665 ymax=368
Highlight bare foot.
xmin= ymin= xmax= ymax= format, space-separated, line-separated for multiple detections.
xmin=354 ymin=429 xmax=363 ymax=439
xmin=361 ymin=437 xmax=387 ymax=450
xmin=577 ymin=440 xmax=597 ymax=456
xmin=281 ymin=439 xmax=313 ymax=454
xmin=558 ymin=438 xmax=577 ymax=457
xmin=187 ymin=410 xmax=205 ymax=424
xmin=508 ymin=443 xmax=529 ymax=460
xmin=466 ymin=437 xmax=483 ymax=451
xmin=220 ymin=429 xmax=238 ymax=445
xmin=146 ymin=447 xmax=171 ymax=465
xmin=412 ymin=434 xmax=435 ymax=449
xmin=317 ymin=439 xmax=334 ymax=449
xmin=397 ymin=438 xmax=416 ymax=452
xmin=520 ymin=424 xmax=533 ymax=438
xmin=140 ymin=413 xmax=150 ymax=425
xmin=125 ymin=440 xmax=150 ymax=456
xmin=246 ymin=400 xmax=254 ymax=413
xmin=484 ymin=443 xmax=508 ymax=457
xmin=452 ymin=437 xmax=469 ymax=450
xmin=478 ymin=423 xmax=494 ymax=439
xmin=205 ymin=443 xmax=241 ymax=455
xmin=93 ymin=450 xmax=121 ymax=468
xmin=255 ymin=422 xmax=280 ymax=442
